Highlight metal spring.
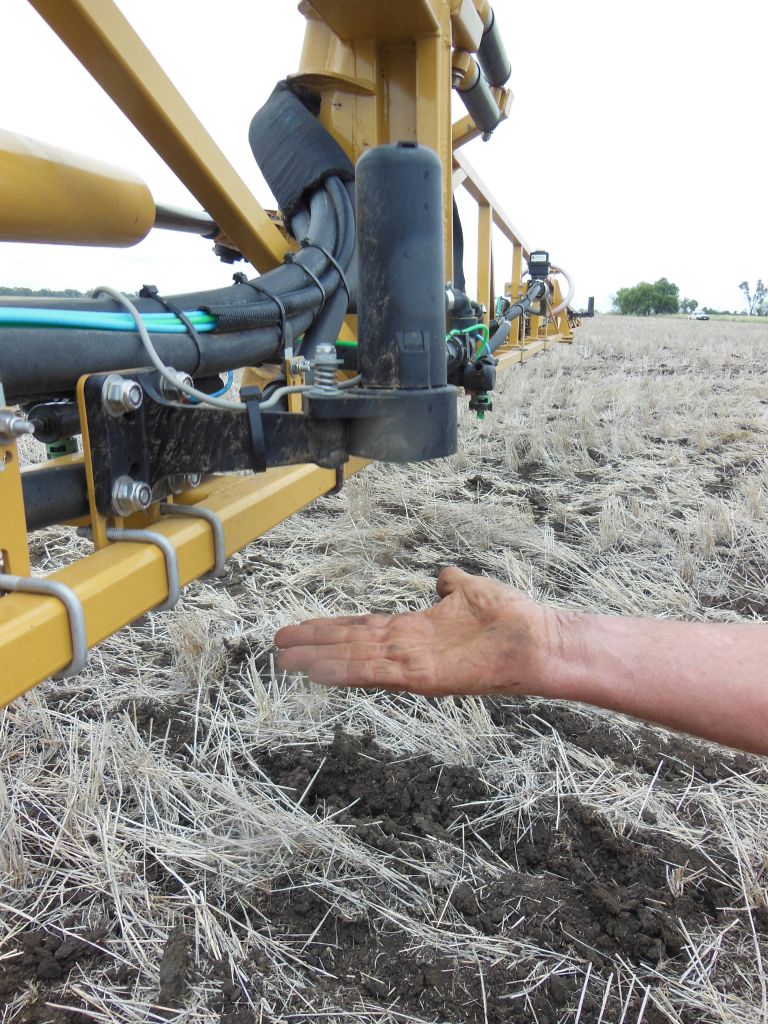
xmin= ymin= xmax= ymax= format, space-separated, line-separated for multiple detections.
xmin=312 ymin=347 xmax=340 ymax=391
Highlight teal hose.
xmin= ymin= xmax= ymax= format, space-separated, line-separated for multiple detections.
xmin=0 ymin=307 xmax=217 ymax=333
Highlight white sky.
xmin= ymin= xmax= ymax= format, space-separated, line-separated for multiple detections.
xmin=1 ymin=0 xmax=766 ymax=313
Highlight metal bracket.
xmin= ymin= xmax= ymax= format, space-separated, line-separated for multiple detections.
xmin=78 ymin=526 xmax=180 ymax=611
xmin=0 ymin=574 xmax=88 ymax=678
xmin=159 ymin=503 xmax=226 ymax=578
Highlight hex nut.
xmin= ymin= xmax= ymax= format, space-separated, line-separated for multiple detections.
xmin=167 ymin=473 xmax=202 ymax=495
xmin=102 ymin=375 xmax=143 ymax=418
xmin=160 ymin=369 xmax=194 ymax=401
xmin=112 ymin=476 xmax=153 ymax=516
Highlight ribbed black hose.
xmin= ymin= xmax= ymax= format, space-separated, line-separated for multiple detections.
xmin=300 ymin=178 xmax=356 ymax=357
xmin=0 ymin=175 xmax=354 ymax=399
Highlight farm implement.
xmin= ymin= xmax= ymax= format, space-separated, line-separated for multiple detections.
xmin=0 ymin=0 xmax=584 ymax=704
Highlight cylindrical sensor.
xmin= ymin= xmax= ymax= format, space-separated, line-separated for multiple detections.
xmin=477 ymin=8 xmax=512 ymax=88
xmin=0 ymin=129 xmax=155 ymax=247
xmin=356 ymin=142 xmax=447 ymax=389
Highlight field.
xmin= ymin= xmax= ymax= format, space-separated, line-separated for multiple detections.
xmin=1 ymin=314 xmax=767 ymax=1023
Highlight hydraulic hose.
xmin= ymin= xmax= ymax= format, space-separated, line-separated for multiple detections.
xmin=456 ymin=59 xmax=501 ymax=135
xmin=477 ymin=8 xmax=512 ymax=88
xmin=550 ymin=266 xmax=576 ymax=316
xmin=22 ymin=462 xmax=89 ymax=531
xmin=488 ymin=281 xmax=547 ymax=355
xmin=0 ymin=176 xmax=354 ymax=400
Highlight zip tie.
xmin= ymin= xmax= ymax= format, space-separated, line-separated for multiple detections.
xmin=232 ymin=272 xmax=293 ymax=350
xmin=299 ymin=239 xmax=350 ymax=305
xmin=139 ymin=284 xmax=204 ymax=375
xmin=77 ymin=527 xmax=180 ymax=611
xmin=283 ymin=251 xmax=327 ymax=310
xmin=159 ymin=503 xmax=226 ymax=578
xmin=0 ymin=574 xmax=87 ymax=678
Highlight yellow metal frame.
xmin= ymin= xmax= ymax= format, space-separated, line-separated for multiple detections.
xmin=1 ymin=0 xmax=578 ymax=706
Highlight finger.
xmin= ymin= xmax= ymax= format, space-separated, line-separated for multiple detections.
xmin=436 ymin=566 xmax=471 ymax=598
xmin=296 ymin=657 xmax=409 ymax=690
xmin=275 ymin=615 xmax=389 ymax=649
xmin=277 ymin=640 xmax=391 ymax=675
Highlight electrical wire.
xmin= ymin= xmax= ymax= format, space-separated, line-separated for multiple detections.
xmin=92 ymin=286 xmax=248 ymax=412
xmin=92 ymin=287 xmax=361 ymax=413
xmin=188 ymin=370 xmax=234 ymax=404
xmin=257 ymin=373 xmax=363 ymax=411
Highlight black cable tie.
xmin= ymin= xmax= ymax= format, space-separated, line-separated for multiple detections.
xmin=240 ymin=386 xmax=267 ymax=473
xmin=138 ymin=284 xmax=204 ymax=375
xmin=232 ymin=272 xmax=293 ymax=349
xmin=299 ymin=239 xmax=350 ymax=305
xmin=283 ymin=251 xmax=327 ymax=310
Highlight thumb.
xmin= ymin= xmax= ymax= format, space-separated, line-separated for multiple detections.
xmin=436 ymin=566 xmax=472 ymax=599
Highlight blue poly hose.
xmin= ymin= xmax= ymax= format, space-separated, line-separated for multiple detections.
xmin=0 ymin=307 xmax=216 ymax=333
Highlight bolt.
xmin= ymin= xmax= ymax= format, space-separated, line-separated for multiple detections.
xmin=0 ymin=411 xmax=36 ymax=444
xmin=160 ymin=368 xmax=194 ymax=401
xmin=112 ymin=475 xmax=153 ymax=516
xmin=102 ymin=375 xmax=143 ymax=418
xmin=167 ymin=473 xmax=202 ymax=495
xmin=290 ymin=356 xmax=312 ymax=376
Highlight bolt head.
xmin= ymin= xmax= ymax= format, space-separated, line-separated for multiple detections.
xmin=160 ymin=369 xmax=194 ymax=400
xmin=112 ymin=475 xmax=152 ymax=515
xmin=103 ymin=375 xmax=143 ymax=417
xmin=167 ymin=473 xmax=202 ymax=495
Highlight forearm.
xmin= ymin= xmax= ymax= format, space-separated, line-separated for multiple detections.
xmin=546 ymin=612 xmax=768 ymax=754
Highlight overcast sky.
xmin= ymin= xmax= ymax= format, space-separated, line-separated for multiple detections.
xmin=1 ymin=0 xmax=766 ymax=313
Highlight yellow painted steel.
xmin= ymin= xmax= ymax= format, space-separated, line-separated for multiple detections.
xmin=477 ymin=203 xmax=493 ymax=326
xmin=0 ymin=461 xmax=369 ymax=708
xmin=27 ymin=0 xmax=288 ymax=272
xmin=0 ymin=439 xmax=31 ymax=577
xmin=0 ymin=130 xmax=154 ymax=247
xmin=0 ymin=0 xmax=581 ymax=705
xmin=295 ymin=0 xmax=455 ymax=277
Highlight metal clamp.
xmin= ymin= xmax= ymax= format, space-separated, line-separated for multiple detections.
xmin=159 ymin=503 xmax=226 ymax=578
xmin=0 ymin=574 xmax=88 ymax=678
xmin=78 ymin=527 xmax=180 ymax=611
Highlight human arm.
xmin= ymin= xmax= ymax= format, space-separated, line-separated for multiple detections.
xmin=275 ymin=567 xmax=768 ymax=755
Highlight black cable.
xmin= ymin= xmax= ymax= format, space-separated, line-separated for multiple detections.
xmin=138 ymin=284 xmax=205 ymax=374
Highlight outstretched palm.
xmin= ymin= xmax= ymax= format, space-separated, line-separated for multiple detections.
xmin=275 ymin=567 xmax=557 ymax=697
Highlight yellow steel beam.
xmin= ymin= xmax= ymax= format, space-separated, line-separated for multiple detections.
xmin=0 ymin=460 xmax=368 ymax=707
xmin=0 ymin=439 xmax=31 ymax=577
xmin=453 ymin=149 xmax=530 ymax=254
xmin=302 ymin=0 xmax=440 ymax=43
xmin=477 ymin=203 xmax=493 ymax=326
xmin=415 ymin=28 xmax=455 ymax=277
xmin=494 ymin=338 xmax=549 ymax=370
xmin=28 ymin=0 xmax=288 ymax=272
xmin=452 ymin=114 xmax=483 ymax=151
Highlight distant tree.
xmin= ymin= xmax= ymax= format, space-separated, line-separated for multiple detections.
xmin=680 ymin=297 xmax=699 ymax=314
xmin=613 ymin=278 xmax=680 ymax=315
xmin=0 ymin=285 xmax=89 ymax=298
xmin=739 ymin=280 xmax=767 ymax=316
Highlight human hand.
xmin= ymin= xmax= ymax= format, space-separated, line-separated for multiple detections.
xmin=275 ymin=567 xmax=564 ymax=698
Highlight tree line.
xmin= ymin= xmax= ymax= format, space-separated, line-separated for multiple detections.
xmin=0 ymin=286 xmax=89 ymax=298
xmin=613 ymin=278 xmax=766 ymax=316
